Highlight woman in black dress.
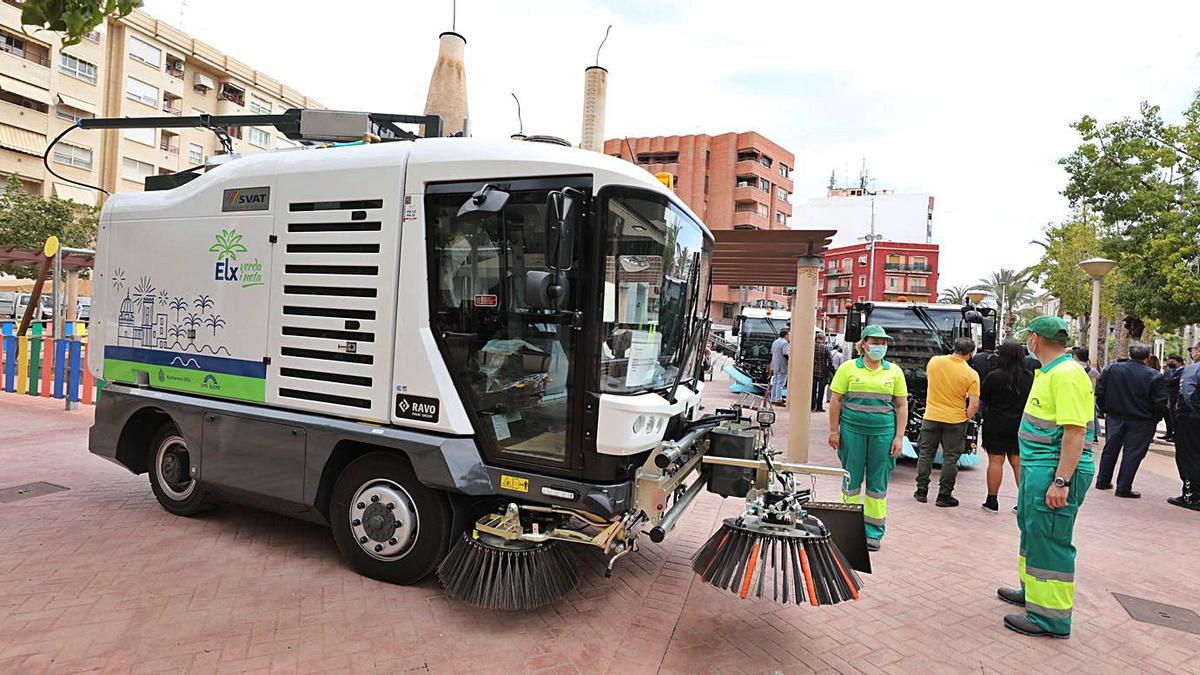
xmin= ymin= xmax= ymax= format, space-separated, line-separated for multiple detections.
xmin=980 ymin=340 xmax=1033 ymax=511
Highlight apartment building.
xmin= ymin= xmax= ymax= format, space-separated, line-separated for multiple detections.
xmin=603 ymin=132 xmax=796 ymax=323
xmin=818 ymin=241 xmax=940 ymax=335
xmin=0 ymin=4 xmax=322 ymax=205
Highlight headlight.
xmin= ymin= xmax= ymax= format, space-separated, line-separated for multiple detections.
xmin=633 ymin=415 xmax=645 ymax=434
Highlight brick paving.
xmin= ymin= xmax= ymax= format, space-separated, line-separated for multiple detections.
xmin=1 ymin=378 xmax=1198 ymax=674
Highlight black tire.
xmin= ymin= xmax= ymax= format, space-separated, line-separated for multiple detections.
xmin=147 ymin=422 xmax=213 ymax=516
xmin=330 ymin=452 xmax=453 ymax=585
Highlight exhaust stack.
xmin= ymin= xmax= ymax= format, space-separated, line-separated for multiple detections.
xmin=424 ymin=31 xmax=469 ymax=137
xmin=580 ymin=65 xmax=607 ymax=152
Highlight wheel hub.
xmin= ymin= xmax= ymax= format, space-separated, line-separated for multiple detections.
xmin=349 ymin=480 xmax=418 ymax=561
xmin=155 ymin=436 xmax=195 ymax=501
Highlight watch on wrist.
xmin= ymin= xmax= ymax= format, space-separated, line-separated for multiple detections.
xmin=1053 ymin=476 xmax=1071 ymax=488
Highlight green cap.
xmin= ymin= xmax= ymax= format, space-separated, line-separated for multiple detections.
xmin=861 ymin=324 xmax=891 ymax=340
xmin=1024 ymin=315 xmax=1070 ymax=341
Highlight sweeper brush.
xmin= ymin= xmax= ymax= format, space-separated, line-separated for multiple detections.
xmin=692 ymin=514 xmax=861 ymax=605
xmin=437 ymin=532 xmax=579 ymax=611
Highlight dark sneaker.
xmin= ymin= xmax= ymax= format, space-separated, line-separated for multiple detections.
xmin=982 ymin=497 xmax=999 ymax=512
xmin=1167 ymin=496 xmax=1200 ymax=511
xmin=913 ymin=489 xmax=927 ymax=503
xmin=997 ymin=587 xmax=1026 ymax=607
xmin=1114 ymin=490 xmax=1141 ymax=499
xmin=1004 ymin=613 xmax=1069 ymax=639
xmin=866 ymin=538 xmax=881 ymax=552
xmin=1094 ymin=482 xmax=1112 ymax=490
xmin=936 ymin=495 xmax=959 ymax=508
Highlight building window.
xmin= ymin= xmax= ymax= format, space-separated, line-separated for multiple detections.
xmin=777 ymin=187 xmax=789 ymax=203
xmin=125 ymin=76 xmax=158 ymax=107
xmin=247 ymin=127 xmax=270 ymax=148
xmin=187 ymin=143 xmax=204 ymax=165
xmin=858 ymin=255 xmax=867 ymax=265
xmin=60 ymin=53 xmax=97 ymax=83
xmin=52 ymin=143 xmax=92 ymax=169
xmin=635 ymin=151 xmax=678 ymax=164
xmin=218 ymin=82 xmax=245 ymax=106
xmin=826 ymin=259 xmax=837 ymax=271
xmin=225 ymin=126 xmax=243 ymax=140
xmin=128 ymin=36 xmax=161 ymax=67
xmin=0 ymin=90 xmax=47 ymax=112
xmin=248 ymin=96 xmax=271 ymax=115
xmin=722 ymin=303 xmax=735 ymax=319
xmin=165 ymin=54 xmax=184 ymax=79
xmin=125 ymin=127 xmax=156 ymax=147
xmin=84 ymin=30 xmax=101 ymax=43
xmin=1 ymin=29 xmax=51 ymax=67
xmin=858 ymin=275 xmax=866 ymax=288
xmin=775 ymin=211 xmax=785 ymax=225
xmin=55 ymin=105 xmax=92 ymax=123
xmin=759 ymin=154 xmax=773 ymax=169
xmin=887 ymin=276 xmax=900 ymax=289
xmin=778 ymin=163 xmax=790 ymax=178
xmin=121 ymin=157 xmax=155 ymax=182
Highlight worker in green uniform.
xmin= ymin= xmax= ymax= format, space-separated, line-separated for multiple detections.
xmin=828 ymin=325 xmax=909 ymax=552
xmin=997 ymin=316 xmax=1097 ymax=639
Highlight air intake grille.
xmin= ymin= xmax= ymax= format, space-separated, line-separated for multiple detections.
xmin=271 ymin=198 xmax=387 ymax=415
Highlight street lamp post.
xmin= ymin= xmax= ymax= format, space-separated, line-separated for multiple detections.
xmin=1078 ymin=258 xmax=1117 ymax=367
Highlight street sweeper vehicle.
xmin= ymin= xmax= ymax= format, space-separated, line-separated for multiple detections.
xmin=729 ymin=306 xmax=791 ymax=384
xmin=72 ymin=109 xmax=870 ymax=610
xmin=844 ymin=300 xmax=998 ymax=467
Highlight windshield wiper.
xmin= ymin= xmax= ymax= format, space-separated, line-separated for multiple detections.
xmin=667 ymin=252 xmax=703 ymax=404
xmin=912 ymin=305 xmax=952 ymax=354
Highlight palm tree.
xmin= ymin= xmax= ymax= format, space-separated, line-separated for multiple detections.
xmin=169 ymin=297 xmax=188 ymax=322
xmin=205 ymin=314 xmax=226 ymax=337
xmin=938 ymin=285 xmax=974 ymax=305
xmin=972 ymin=269 xmax=1035 ymax=335
xmin=183 ymin=313 xmax=202 ymax=342
xmin=194 ymin=294 xmax=214 ymax=314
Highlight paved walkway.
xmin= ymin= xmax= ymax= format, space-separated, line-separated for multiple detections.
xmin=1 ymin=383 xmax=1197 ymax=674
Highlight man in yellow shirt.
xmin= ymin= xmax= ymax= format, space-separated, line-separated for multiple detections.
xmin=914 ymin=338 xmax=981 ymax=507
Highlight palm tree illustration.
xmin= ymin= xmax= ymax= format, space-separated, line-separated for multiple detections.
xmin=205 ymin=314 xmax=226 ymax=337
xmin=168 ymin=325 xmax=185 ymax=342
xmin=209 ymin=229 xmax=248 ymax=261
xmin=169 ymin=297 xmax=188 ymax=322
xmin=184 ymin=313 xmax=202 ymax=342
xmin=194 ymin=294 xmax=214 ymax=315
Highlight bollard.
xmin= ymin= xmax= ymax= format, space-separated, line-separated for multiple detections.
xmin=39 ymin=338 xmax=53 ymax=398
xmin=28 ymin=323 xmax=42 ymax=396
xmin=16 ymin=334 xmax=29 ymax=395
xmin=53 ymin=338 xmax=67 ymax=399
xmin=2 ymin=321 xmax=14 ymax=393
xmin=67 ymin=338 xmax=82 ymax=410
xmin=81 ymin=342 xmax=95 ymax=405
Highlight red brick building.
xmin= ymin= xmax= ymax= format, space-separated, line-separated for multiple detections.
xmin=604 ymin=132 xmax=795 ymax=323
xmin=819 ymin=241 xmax=940 ymax=335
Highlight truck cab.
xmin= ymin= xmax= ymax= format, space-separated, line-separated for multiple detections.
xmin=730 ymin=306 xmax=791 ymax=383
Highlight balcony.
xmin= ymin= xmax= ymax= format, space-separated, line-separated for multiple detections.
xmin=883 ymin=262 xmax=933 ymax=273
xmin=161 ymin=98 xmax=182 ymax=116
xmin=826 ymin=285 xmax=852 ymax=295
xmin=0 ymin=36 xmax=50 ymax=68
xmin=824 ymin=268 xmax=851 ymax=277
xmin=910 ymin=286 xmax=931 ymax=294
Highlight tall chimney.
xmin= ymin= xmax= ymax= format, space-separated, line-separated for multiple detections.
xmin=580 ymin=65 xmax=608 ymax=152
xmin=424 ymin=31 xmax=469 ymax=137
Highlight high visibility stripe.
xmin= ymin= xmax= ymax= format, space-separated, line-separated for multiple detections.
xmin=843 ymin=492 xmax=864 ymax=504
xmin=1026 ymin=566 xmax=1074 ymax=583
xmin=847 ymin=391 xmax=893 ymax=401
xmin=1025 ymin=577 xmax=1075 ymax=611
xmin=866 ymin=489 xmax=886 ymax=499
xmin=863 ymin=495 xmax=887 ymax=520
xmin=1022 ymin=412 xmax=1057 ymax=430
xmin=1026 ymin=600 xmax=1073 ymax=619
xmin=863 ymin=515 xmax=885 ymax=526
xmin=1018 ymin=428 xmax=1055 ymax=444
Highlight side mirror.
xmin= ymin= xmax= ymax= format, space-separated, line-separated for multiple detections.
xmin=731 ymin=317 xmax=741 ymax=337
xmin=456 ymin=184 xmax=510 ymax=222
xmin=964 ymin=309 xmax=984 ymax=324
xmin=844 ymin=310 xmax=862 ymax=343
xmin=545 ymin=188 xmax=581 ymax=271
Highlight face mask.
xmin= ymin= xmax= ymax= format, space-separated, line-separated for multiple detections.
xmin=867 ymin=344 xmax=888 ymax=361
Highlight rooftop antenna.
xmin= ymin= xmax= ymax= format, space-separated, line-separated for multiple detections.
xmin=859 ymin=158 xmax=869 ymax=191
xmin=828 ymin=169 xmax=836 ymax=190
xmin=452 ymin=0 xmax=457 ymax=31
xmin=595 ymin=24 xmax=612 ymax=66
xmin=510 ymin=92 xmax=525 ymax=139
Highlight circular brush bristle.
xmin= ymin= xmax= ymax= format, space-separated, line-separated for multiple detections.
xmin=691 ymin=517 xmax=862 ymax=606
xmin=437 ymin=533 xmax=580 ymax=611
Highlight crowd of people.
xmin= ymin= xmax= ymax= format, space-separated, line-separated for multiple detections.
xmin=806 ymin=316 xmax=1199 ymax=640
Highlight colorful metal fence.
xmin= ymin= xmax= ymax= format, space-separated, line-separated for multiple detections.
xmin=0 ymin=320 xmax=99 ymax=406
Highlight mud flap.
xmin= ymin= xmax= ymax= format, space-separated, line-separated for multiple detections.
xmin=806 ymin=501 xmax=871 ymax=574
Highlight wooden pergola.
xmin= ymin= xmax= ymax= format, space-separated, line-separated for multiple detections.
xmin=0 ymin=246 xmax=95 ymax=271
xmin=711 ymin=229 xmax=837 ymax=462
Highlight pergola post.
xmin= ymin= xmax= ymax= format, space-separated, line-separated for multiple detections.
xmin=786 ymin=255 xmax=823 ymax=463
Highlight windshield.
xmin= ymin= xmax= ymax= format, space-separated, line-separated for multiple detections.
xmin=741 ymin=317 xmax=788 ymax=339
xmin=869 ymin=306 xmax=962 ymax=332
xmin=600 ymin=189 xmax=711 ymax=394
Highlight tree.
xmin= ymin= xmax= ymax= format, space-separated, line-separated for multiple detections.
xmin=1059 ymin=95 xmax=1200 ymax=329
xmin=972 ymin=269 xmax=1035 ymax=332
xmin=18 ymin=0 xmax=142 ymax=47
xmin=1026 ymin=213 xmax=1121 ymax=341
xmin=938 ymin=285 xmax=974 ymax=305
xmin=0 ymin=176 xmax=96 ymax=276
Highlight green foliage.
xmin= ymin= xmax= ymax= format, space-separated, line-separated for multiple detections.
xmin=0 ymin=175 xmax=97 ymax=276
xmin=1027 ymin=214 xmax=1119 ymax=319
xmin=19 ymin=0 xmax=142 ymax=47
xmin=1059 ymin=95 xmax=1200 ymax=329
xmin=937 ymin=284 xmax=973 ymax=305
xmin=971 ymin=268 xmax=1035 ymax=329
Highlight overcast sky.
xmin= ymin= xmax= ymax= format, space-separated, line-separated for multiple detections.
xmin=143 ymin=0 xmax=1200 ymax=289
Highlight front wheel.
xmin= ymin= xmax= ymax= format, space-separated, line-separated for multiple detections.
xmin=330 ymin=452 xmax=453 ymax=585
xmin=147 ymin=423 xmax=213 ymax=516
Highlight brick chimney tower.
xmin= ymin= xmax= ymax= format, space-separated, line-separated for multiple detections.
xmin=423 ymin=31 xmax=469 ymax=137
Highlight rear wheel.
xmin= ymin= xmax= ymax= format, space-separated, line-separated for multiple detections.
xmin=330 ymin=452 xmax=453 ymax=584
xmin=147 ymin=423 xmax=213 ymax=516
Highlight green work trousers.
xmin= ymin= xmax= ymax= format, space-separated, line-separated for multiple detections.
xmin=838 ymin=427 xmax=896 ymax=542
xmin=1016 ymin=464 xmax=1093 ymax=635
